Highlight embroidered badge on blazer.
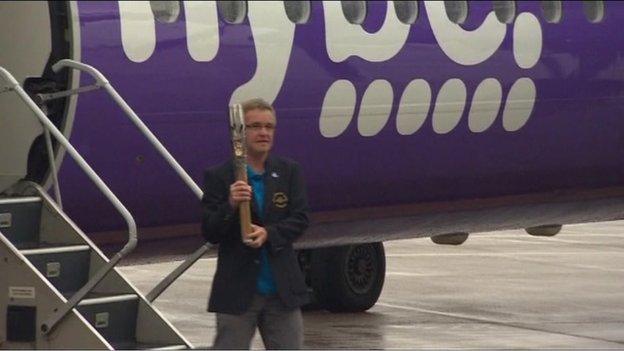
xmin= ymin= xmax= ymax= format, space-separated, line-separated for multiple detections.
xmin=272 ymin=192 xmax=288 ymax=208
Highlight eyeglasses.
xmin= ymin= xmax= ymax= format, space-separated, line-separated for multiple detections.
xmin=245 ymin=123 xmax=276 ymax=131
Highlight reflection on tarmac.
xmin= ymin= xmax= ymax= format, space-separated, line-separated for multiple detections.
xmin=119 ymin=221 xmax=624 ymax=349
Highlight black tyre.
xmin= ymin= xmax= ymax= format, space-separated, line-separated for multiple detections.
xmin=310 ymin=242 xmax=385 ymax=312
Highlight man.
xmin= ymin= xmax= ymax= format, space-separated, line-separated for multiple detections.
xmin=201 ymin=98 xmax=310 ymax=349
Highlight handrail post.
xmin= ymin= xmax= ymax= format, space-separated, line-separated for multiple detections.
xmin=0 ymin=66 xmax=138 ymax=336
xmin=145 ymin=243 xmax=211 ymax=302
xmin=43 ymin=126 xmax=63 ymax=209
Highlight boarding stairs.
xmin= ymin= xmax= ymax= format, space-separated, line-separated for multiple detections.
xmin=0 ymin=62 xmax=205 ymax=349
xmin=0 ymin=186 xmax=190 ymax=349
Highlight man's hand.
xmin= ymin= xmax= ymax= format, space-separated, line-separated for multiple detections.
xmin=229 ymin=180 xmax=252 ymax=210
xmin=245 ymin=224 xmax=268 ymax=249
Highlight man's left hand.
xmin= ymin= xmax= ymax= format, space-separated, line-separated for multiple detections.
xmin=246 ymin=224 xmax=268 ymax=248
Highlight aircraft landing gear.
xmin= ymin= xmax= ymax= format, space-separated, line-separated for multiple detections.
xmin=300 ymin=242 xmax=385 ymax=312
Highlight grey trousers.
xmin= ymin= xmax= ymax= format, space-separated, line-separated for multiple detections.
xmin=212 ymin=294 xmax=304 ymax=350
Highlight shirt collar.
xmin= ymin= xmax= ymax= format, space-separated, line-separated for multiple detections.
xmin=246 ymin=165 xmax=264 ymax=181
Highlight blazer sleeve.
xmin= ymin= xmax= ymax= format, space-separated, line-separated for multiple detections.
xmin=201 ymin=168 xmax=238 ymax=244
xmin=266 ymin=162 xmax=310 ymax=253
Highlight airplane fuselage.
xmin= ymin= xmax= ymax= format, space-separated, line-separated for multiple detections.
xmin=3 ymin=1 xmax=624 ymax=246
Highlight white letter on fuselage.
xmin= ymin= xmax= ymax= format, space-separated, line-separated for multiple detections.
xmin=119 ymin=1 xmax=156 ymax=63
xmin=184 ymin=1 xmax=219 ymax=62
xmin=323 ymin=1 xmax=411 ymax=63
xmin=425 ymin=1 xmax=506 ymax=66
xmin=119 ymin=1 xmax=219 ymax=63
xmin=230 ymin=1 xmax=295 ymax=104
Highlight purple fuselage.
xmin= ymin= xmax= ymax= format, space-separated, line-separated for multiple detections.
xmin=60 ymin=1 xmax=624 ymax=241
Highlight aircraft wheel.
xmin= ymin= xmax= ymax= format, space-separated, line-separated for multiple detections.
xmin=525 ymin=224 xmax=562 ymax=236
xmin=310 ymin=243 xmax=385 ymax=312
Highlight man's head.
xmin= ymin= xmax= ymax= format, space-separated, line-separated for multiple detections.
xmin=242 ymin=98 xmax=276 ymax=157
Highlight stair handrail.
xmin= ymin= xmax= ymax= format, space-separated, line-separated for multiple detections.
xmin=50 ymin=59 xmax=211 ymax=302
xmin=0 ymin=66 xmax=138 ymax=336
xmin=51 ymin=59 xmax=203 ymax=198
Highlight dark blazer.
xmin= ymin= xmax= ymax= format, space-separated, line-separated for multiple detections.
xmin=201 ymin=155 xmax=310 ymax=314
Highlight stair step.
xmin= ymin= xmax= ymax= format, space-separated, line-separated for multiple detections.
xmin=0 ymin=196 xmax=41 ymax=205
xmin=16 ymin=241 xmax=90 ymax=251
xmin=110 ymin=341 xmax=188 ymax=350
xmin=15 ymin=241 xmax=56 ymax=250
xmin=76 ymin=293 xmax=139 ymax=344
xmin=62 ymin=290 xmax=126 ymax=300
xmin=22 ymin=244 xmax=91 ymax=294
xmin=0 ymin=196 xmax=42 ymax=245
xmin=20 ymin=244 xmax=89 ymax=255
xmin=78 ymin=293 xmax=138 ymax=306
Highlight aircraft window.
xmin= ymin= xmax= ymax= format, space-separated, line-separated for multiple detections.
xmin=493 ymin=0 xmax=516 ymax=24
xmin=284 ymin=1 xmax=311 ymax=24
xmin=583 ymin=0 xmax=604 ymax=23
xmin=444 ymin=1 xmax=468 ymax=24
xmin=540 ymin=1 xmax=562 ymax=23
xmin=217 ymin=1 xmax=247 ymax=24
xmin=341 ymin=1 xmax=367 ymax=25
xmin=394 ymin=1 xmax=419 ymax=25
xmin=150 ymin=1 xmax=180 ymax=23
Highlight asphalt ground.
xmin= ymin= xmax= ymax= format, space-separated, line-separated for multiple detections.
xmin=116 ymin=221 xmax=624 ymax=349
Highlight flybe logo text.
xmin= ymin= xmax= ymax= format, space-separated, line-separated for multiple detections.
xmin=118 ymin=1 xmax=542 ymax=137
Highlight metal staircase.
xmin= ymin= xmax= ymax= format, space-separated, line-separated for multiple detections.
xmin=0 ymin=65 xmax=193 ymax=349
xmin=1 ymin=185 xmax=191 ymax=349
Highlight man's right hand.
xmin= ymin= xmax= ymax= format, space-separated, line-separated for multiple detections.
xmin=229 ymin=180 xmax=252 ymax=210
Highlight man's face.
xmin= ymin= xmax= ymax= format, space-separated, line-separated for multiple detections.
xmin=244 ymin=108 xmax=276 ymax=156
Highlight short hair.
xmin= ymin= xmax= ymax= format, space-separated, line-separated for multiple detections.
xmin=241 ymin=98 xmax=276 ymax=118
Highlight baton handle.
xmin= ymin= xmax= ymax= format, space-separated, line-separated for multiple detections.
xmin=230 ymin=104 xmax=253 ymax=242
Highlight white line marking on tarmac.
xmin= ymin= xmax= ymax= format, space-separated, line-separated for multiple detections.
xmin=497 ymin=239 xmax=547 ymax=244
xmin=541 ymin=238 xmax=618 ymax=245
xmin=475 ymin=234 xmax=624 ymax=239
xmin=375 ymin=301 xmax=624 ymax=346
xmin=377 ymin=301 xmax=501 ymax=322
xmin=570 ymin=265 xmax=624 ymax=273
xmin=386 ymin=271 xmax=437 ymax=277
xmin=386 ymin=251 xmax=624 ymax=257
xmin=469 ymin=235 xmax=624 ymax=245
xmin=473 ymin=253 xmax=624 ymax=273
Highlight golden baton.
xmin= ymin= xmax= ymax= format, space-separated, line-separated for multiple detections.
xmin=229 ymin=104 xmax=253 ymax=243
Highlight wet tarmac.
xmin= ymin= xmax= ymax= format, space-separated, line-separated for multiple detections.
xmin=117 ymin=221 xmax=624 ymax=349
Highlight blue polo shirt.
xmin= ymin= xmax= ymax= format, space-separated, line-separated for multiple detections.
xmin=247 ymin=166 xmax=277 ymax=295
